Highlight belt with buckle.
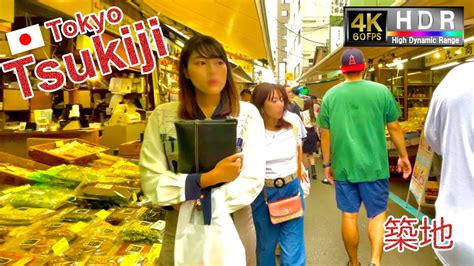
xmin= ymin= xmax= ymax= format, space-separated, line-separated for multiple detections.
xmin=264 ymin=173 xmax=297 ymax=188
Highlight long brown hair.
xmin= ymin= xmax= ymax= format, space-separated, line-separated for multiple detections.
xmin=251 ymin=83 xmax=292 ymax=129
xmin=303 ymin=97 xmax=316 ymax=122
xmin=178 ymin=35 xmax=239 ymax=119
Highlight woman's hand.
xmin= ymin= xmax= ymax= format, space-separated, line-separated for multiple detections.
xmin=200 ymin=153 xmax=243 ymax=188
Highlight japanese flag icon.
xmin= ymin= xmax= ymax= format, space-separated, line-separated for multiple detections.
xmin=6 ymin=24 xmax=45 ymax=55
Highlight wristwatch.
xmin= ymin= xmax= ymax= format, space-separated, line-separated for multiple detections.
xmin=322 ymin=162 xmax=332 ymax=168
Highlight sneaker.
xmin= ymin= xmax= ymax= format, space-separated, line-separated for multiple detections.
xmin=322 ymin=178 xmax=331 ymax=184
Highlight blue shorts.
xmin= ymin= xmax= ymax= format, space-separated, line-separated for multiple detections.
xmin=335 ymin=179 xmax=389 ymax=218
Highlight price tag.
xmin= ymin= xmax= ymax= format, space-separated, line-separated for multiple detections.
xmin=52 ymin=237 xmax=70 ymax=255
xmin=69 ymin=221 xmax=88 ymax=233
xmin=95 ymin=209 xmax=111 ymax=220
xmin=132 ymin=192 xmax=138 ymax=202
xmin=55 ymin=140 xmax=64 ymax=147
xmin=147 ymin=243 xmax=162 ymax=263
xmin=120 ymin=253 xmax=141 ymax=266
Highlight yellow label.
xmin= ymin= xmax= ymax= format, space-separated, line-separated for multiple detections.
xmin=56 ymin=140 xmax=64 ymax=147
xmin=95 ymin=209 xmax=111 ymax=220
xmin=132 ymin=192 xmax=138 ymax=202
xmin=2 ymin=184 xmax=31 ymax=194
xmin=120 ymin=253 xmax=141 ymax=266
xmin=12 ymin=257 xmax=33 ymax=266
xmin=52 ymin=237 xmax=70 ymax=255
xmin=69 ymin=221 xmax=88 ymax=233
xmin=147 ymin=243 xmax=162 ymax=263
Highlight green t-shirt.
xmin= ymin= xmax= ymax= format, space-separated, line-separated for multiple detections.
xmin=317 ymin=80 xmax=401 ymax=183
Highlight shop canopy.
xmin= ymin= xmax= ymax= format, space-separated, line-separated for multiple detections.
xmin=298 ymin=0 xmax=474 ymax=83
xmin=143 ymin=0 xmax=273 ymax=67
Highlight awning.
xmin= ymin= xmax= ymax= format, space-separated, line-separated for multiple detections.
xmin=299 ymin=0 xmax=474 ymax=83
xmin=306 ymin=78 xmax=341 ymax=98
xmin=143 ymin=0 xmax=273 ymax=67
xmin=232 ymin=66 xmax=254 ymax=84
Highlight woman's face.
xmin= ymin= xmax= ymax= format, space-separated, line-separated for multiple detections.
xmin=263 ymin=90 xmax=285 ymax=120
xmin=185 ymin=51 xmax=227 ymax=96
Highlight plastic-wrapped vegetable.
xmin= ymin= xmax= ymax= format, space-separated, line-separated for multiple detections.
xmin=139 ymin=208 xmax=166 ymax=222
xmin=79 ymin=183 xmax=134 ymax=207
xmin=64 ymin=238 xmax=115 ymax=261
xmin=61 ymin=208 xmax=99 ymax=223
xmin=27 ymin=164 xmax=100 ymax=188
xmin=9 ymin=186 xmax=73 ymax=209
xmin=120 ymin=220 xmax=162 ymax=245
xmin=0 ymin=205 xmax=55 ymax=225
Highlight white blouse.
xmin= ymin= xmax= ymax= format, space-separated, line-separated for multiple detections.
xmin=264 ymin=128 xmax=298 ymax=179
xmin=139 ymin=101 xmax=266 ymax=216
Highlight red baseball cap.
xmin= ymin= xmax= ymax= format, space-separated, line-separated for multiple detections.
xmin=340 ymin=48 xmax=366 ymax=73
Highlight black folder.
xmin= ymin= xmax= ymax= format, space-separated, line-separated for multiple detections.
xmin=174 ymin=119 xmax=237 ymax=173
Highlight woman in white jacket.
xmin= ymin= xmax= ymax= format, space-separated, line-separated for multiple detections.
xmin=140 ymin=35 xmax=265 ymax=265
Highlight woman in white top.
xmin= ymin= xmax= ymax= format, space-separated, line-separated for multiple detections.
xmin=140 ymin=35 xmax=265 ymax=265
xmin=301 ymin=98 xmax=319 ymax=180
xmin=251 ymin=83 xmax=306 ymax=266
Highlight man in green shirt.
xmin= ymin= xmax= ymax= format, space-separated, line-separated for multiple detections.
xmin=317 ymin=48 xmax=412 ymax=266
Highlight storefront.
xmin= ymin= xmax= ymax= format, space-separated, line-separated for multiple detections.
xmin=0 ymin=1 xmax=272 ymax=264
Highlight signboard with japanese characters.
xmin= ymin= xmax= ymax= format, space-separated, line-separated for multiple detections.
xmin=408 ymin=134 xmax=435 ymax=205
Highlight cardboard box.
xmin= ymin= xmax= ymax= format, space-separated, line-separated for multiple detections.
xmin=118 ymin=140 xmax=142 ymax=157
xmin=100 ymin=123 xmax=146 ymax=150
xmin=0 ymin=151 xmax=49 ymax=186
xmin=28 ymin=138 xmax=109 ymax=166
xmin=3 ymin=89 xmax=29 ymax=110
xmin=30 ymin=91 xmax=52 ymax=110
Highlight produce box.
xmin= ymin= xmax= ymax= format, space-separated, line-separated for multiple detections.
xmin=28 ymin=139 xmax=109 ymax=166
xmin=0 ymin=152 xmax=49 ymax=186
xmin=118 ymin=140 xmax=142 ymax=158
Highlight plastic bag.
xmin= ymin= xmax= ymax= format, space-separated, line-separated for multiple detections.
xmin=9 ymin=186 xmax=73 ymax=209
xmin=78 ymin=183 xmax=135 ymax=207
xmin=174 ymin=201 xmax=245 ymax=265
xmin=0 ymin=205 xmax=55 ymax=225
xmin=106 ymin=207 xmax=147 ymax=225
xmin=27 ymin=164 xmax=100 ymax=188
xmin=61 ymin=208 xmax=99 ymax=223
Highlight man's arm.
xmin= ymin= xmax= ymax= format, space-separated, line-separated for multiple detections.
xmin=321 ymin=128 xmax=331 ymax=165
xmin=387 ymin=121 xmax=412 ymax=178
xmin=320 ymin=128 xmax=334 ymax=184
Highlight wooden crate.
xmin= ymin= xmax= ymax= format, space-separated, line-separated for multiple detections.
xmin=0 ymin=152 xmax=49 ymax=186
xmin=28 ymin=138 xmax=109 ymax=166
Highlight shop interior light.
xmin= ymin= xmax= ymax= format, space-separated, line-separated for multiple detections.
xmin=397 ymin=64 xmax=404 ymax=70
xmin=431 ymin=61 xmax=460 ymax=70
xmin=386 ymin=58 xmax=408 ymax=68
xmin=434 ymin=52 xmax=441 ymax=59
xmin=465 ymin=36 xmax=474 ymax=43
xmin=466 ymin=57 xmax=474 ymax=62
xmin=368 ymin=67 xmax=375 ymax=72
xmin=410 ymin=49 xmax=438 ymax=60
xmin=455 ymin=49 xmax=462 ymax=55
xmin=407 ymin=71 xmax=423 ymax=76
xmin=377 ymin=63 xmax=383 ymax=68
xmin=175 ymin=40 xmax=184 ymax=48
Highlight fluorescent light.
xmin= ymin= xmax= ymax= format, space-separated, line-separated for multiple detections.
xmin=411 ymin=49 xmax=438 ymax=60
xmin=397 ymin=64 xmax=404 ymax=70
xmin=465 ymin=36 xmax=474 ymax=43
xmin=407 ymin=71 xmax=422 ymax=76
xmin=166 ymin=24 xmax=190 ymax=40
xmin=386 ymin=58 xmax=408 ymax=68
xmin=431 ymin=61 xmax=460 ymax=70
xmin=176 ymin=40 xmax=184 ymax=48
